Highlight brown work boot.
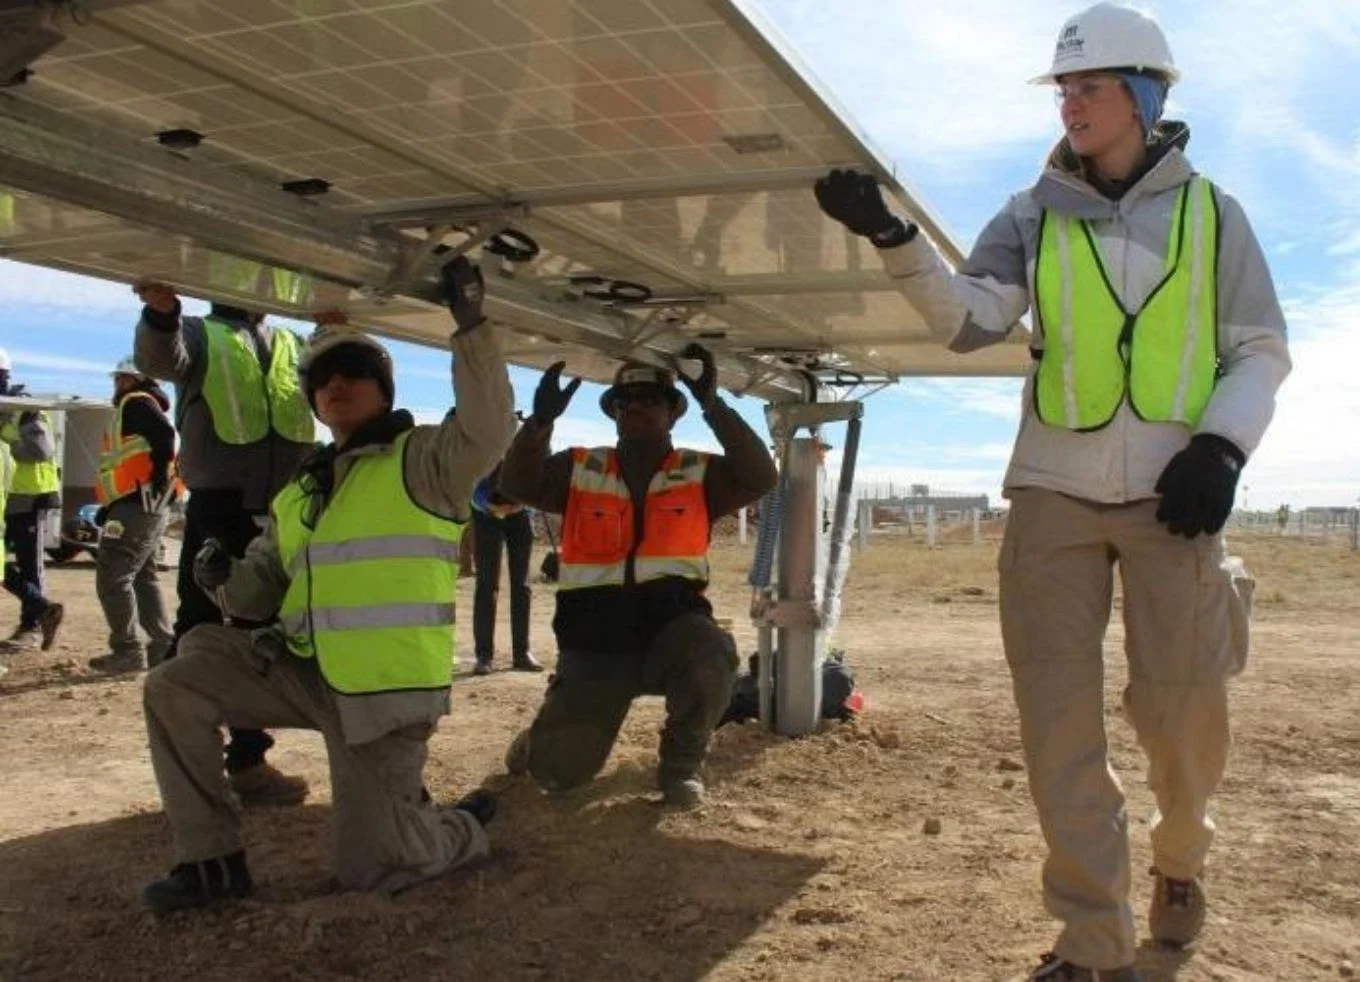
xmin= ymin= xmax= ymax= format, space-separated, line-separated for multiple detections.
xmin=1011 ymin=953 xmax=1142 ymax=981
xmin=1149 ymin=869 xmax=1207 ymax=947
xmin=39 ymin=602 xmax=65 ymax=651
xmin=504 ymin=729 xmax=530 ymax=776
xmin=229 ymin=763 xmax=309 ymax=807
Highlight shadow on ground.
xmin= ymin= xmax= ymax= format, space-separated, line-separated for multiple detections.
xmin=0 ymin=777 xmax=823 ymax=982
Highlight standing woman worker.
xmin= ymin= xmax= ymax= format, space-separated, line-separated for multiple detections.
xmin=815 ymin=4 xmax=1289 ymax=980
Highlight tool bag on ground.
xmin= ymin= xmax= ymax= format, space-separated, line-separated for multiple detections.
xmin=718 ymin=648 xmax=861 ymax=727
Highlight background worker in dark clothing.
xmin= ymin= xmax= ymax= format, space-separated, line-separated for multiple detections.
xmin=134 ymin=285 xmax=314 ymax=807
xmin=89 ymin=357 xmax=177 ymax=674
xmin=470 ymin=462 xmax=542 ymax=675
xmin=499 ymin=345 xmax=777 ymax=807
xmin=0 ymin=347 xmax=64 ymax=653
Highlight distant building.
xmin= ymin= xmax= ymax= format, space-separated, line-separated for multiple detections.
xmin=862 ymin=484 xmax=993 ymax=521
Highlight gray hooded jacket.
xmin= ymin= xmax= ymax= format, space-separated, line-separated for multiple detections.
xmin=879 ymin=126 xmax=1291 ymax=504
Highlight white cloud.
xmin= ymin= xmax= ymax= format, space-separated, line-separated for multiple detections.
xmin=771 ymin=0 xmax=1066 ymax=179
xmin=8 ymin=350 xmax=113 ymax=376
xmin=1243 ymin=282 xmax=1360 ymax=507
xmin=898 ymin=378 xmax=1024 ymax=424
xmin=0 ymin=260 xmax=136 ymax=316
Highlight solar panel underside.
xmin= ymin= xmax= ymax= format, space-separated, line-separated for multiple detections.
xmin=0 ymin=0 xmax=1028 ymax=398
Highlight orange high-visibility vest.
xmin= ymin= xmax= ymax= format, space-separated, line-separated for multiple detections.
xmin=96 ymin=392 xmax=177 ymax=506
xmin=559 ymin=447 xmax=710 ymax=591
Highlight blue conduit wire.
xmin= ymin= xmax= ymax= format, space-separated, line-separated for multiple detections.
xmin=748 ymin=474 xmax=786 ymax=589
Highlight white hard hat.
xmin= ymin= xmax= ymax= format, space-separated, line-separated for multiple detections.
xmin=298 ymin=326 xmax=391 ymax=376
xmin=1031 ymin=2 xmax=1179 ymax=86
xmin=111 ymin=355 xmax=143 ymax=378
xmin=298 ymin=325 xmax=395 ymax=407
xmin=0 ymin=348 xmax=10 ymax=372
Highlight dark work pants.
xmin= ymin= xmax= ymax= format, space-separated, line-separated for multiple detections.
xmin=172 ymin=490 xmax=274 ymax=773
xmin=524 ymin=613 xmax=738 ymax=791
xmin=471 ymin=509 xmax=533 ymax=661
xmin=4 ymin=509 xmax=51 ymax=629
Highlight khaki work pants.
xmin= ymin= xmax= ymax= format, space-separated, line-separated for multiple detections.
xmin=999 ymin=488 xmax=1253 ymax=970
xmin=524 ymin=613 xmax=738 ymax=791
xmin=143 ymin=625 xmax=488 ymax=894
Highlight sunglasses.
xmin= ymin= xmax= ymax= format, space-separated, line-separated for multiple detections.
xmin=307 ymin=346 xmax=386 ymax=389
xmin=612 ymin=388 xmax=669 ymax=408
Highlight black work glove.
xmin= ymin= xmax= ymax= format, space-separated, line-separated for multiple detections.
xmin=193 ymin=537 xmax=233 ymax=590
xmin=440 ymin=255 xmax=487 ymax=334
xmin=1154 ymin=434 xmax=1246 ymax=539
xmin=531 ymin=361 xmax=581 ymax=426
xmin=814 ymin=169 xmax=914 ymax=246
xmin=677 ymin=342 xmax=718 ymax=409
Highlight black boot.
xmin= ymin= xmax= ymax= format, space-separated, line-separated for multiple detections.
xmin=140 ymin=851 xmax=253 ymax=915
xmin=511 ymin=651 xmax=544 ymax=673
xmin=452 ymin=790 xmax=498 ymax=827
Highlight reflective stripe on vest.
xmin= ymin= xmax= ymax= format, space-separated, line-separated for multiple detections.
xmin=6 ymin=411 xmax=61 ymax=495
xmin=0 ymin=442 xmax=12 ymax=518
xmin=201 ymin=319 xmax=314 ymax=445
xmin=1033 ymin=176 xmax=1219 ymax=430
xmin=272 ymin=432 xmax=462 ymax=696
xmin=96 ymin=392 xmax=163 ymax=505
xmin=558 ymin=447 xmax=710 ymax=592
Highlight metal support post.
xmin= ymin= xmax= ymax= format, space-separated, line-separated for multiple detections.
xmin=773 ymin=437 xmax=824 ymax=736
xmin=857 ymin=498 xmax=871 ymax=550
xmin=926 ymin=505 xmax=939 ymax=548
xmin=738 ymin=506 xmax=748 ymax=546
xmin=972 ymin=508 xmax=982 ymax=545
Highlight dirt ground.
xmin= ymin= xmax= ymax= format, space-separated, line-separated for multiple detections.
xmin=1 ymin=529 xmax=1357 ymax=982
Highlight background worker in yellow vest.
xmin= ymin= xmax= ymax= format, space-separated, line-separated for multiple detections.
xmin=133 ymin=285 xmax=314 ymax=806
xmin=88 ymin=357 xmax=177 ymax=675
xmin=136 ymin=256 xmax=515 ymax=914
xmin=499 ymin=347 xmax=777 ymax=807
xmin=0 ymin=438 xmax=12 ymax=678
xmin=0 ymin=347 xmax=64 ymax=654
xmin=815 ymin=4 xmax=1290 ymax=980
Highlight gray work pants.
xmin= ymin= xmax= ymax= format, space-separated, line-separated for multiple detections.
xmin=143 ymin=625 xmax=489 ymax=893
xmin=96 ymin=499 xmax=173 ymax=664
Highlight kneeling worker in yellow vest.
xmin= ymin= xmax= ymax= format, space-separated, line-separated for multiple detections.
xmin=138 ymin=256 xmax=516 ymax=914
xmin=500 ymin=345 xmax=777 ymax=807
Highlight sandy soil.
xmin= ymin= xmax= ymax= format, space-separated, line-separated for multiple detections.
xmin=1 ymin=530 xmax=1357 ymax=982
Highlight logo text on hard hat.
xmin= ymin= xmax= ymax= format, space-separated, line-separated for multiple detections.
xmin=1055 ymin=24 xmax=1085 ymax=63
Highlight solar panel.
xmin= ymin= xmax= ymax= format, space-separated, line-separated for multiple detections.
xmin=0 ymin=0 xmax=1029 ymax=400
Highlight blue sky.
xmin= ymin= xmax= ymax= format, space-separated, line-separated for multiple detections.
xmin=1 ymin=0 xmax=1357 ymax=508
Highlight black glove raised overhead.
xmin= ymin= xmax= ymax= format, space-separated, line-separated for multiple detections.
xmin=193 ymin=537 xmax=233 ymax=591
xmin=531 ymin=361 xmax=582 ymax=426
xmin=813 ymin=169 xmax=915 ymax=246
xmin=677 ymin=342 xmax=718 ymax=409
xmin=1154 ymin=434 xmax=1246 ymax=539
xmin=440 ymin=255 xmax=487 ymax=334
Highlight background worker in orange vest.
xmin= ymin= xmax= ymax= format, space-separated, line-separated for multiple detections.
xmin=499 ymin=345 xmax=777 ymax=807
xmin=89 ymin=358 xmax=177 ymax=674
